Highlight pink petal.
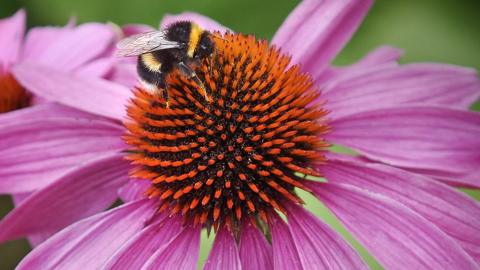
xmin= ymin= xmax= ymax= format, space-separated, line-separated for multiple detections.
xmin=106 ymin=60 xmax=139 ymax=89
xmin=0 ymin=9 xmax=25 ymax=71
xmin=272 ymin=0 xmax=372 ymax=75
xmin=0 ymin=118 xmax=124 ymax=193
xmin=13 ymin=62 xmax=132 ymax=120
xmin=285 ymin=203 xmax=368 ymax=270
xmin=142 ymin=225 xmax=201 ymax=270
xmin=0 ymin=102 xmax=101 ymax=126
xmin=11 ymin=193 xmax=52 ymax=247
xmin=0 ymin=153 xmax=129 ymax=243
xmin=25 ymin=23 xmax=115 ymax=73
xmin=239 ymin=222 xmax=273 ymax=270
xmin=327 ymin=106 xmax=480 ymax=187
xmin=102 ymin=215 xmax=182 ymax=269
xmin=268 ymin=214 xmax=303 ymax=270
xmin=317 ymin=46 xmax=403 ymax=85
xmin=312 ymin=183 xmax=478 ymax=270
xmin=118 ymin=179 xmax=151 ymax=202
xmin=160 ymin=12 xmax=230 ymax=33
xmin=16 ymin=199 xmax=156 ymax=270
xmin=204 ymin=226 xmax=242 ymax=270
xmin=21 ymin=23 xmax=74 ymax=61
xmin=323 ymin=64 xmax=480 ymax=119
xmin=317 ymin=156 xmax=480 ymax=262
xmin=122 ymin=24 xmax=155 ymax=36
xmin=75 ymin=57 xmax=114 ymax=78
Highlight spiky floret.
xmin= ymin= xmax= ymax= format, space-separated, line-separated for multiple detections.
xmin=124 ymin=32 xmax=329 ymax=229
xmin=0 ymin=73 xmax=29 ymax=113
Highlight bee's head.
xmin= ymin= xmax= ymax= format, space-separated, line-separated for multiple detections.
xmin=166 ymin=21 xmax=192 ymax=46
xmin=194 ymin=32 xmax=215 ymax=59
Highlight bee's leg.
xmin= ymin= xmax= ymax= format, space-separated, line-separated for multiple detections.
xmin=178 ymin=62 xmax=210 ymax=102
xmin=162 ymin=86 xmax=171 ymax=108
xmin=157 ymin=75 xmax=170 ymax=108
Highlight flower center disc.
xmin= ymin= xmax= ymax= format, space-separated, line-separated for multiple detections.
xmin=0 ymin=73 xmax=29 ymax=113
xmin=125 ymin=33 xmax=329 ymax=229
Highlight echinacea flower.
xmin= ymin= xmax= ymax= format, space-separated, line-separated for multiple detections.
xmin=1 ymin=1 xmax=480 ymax=269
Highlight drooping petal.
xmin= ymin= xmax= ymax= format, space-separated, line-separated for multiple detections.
xmin=24 ymin=23 xmax=115 ymax=73
xmin=0 ymin=9 xmax=25 ymax=71
xmin=0 ymin=118 xmax=124 ymax=193
xmin=239 ymin=222 xmax=273 ymax=270
xmin=142 ymin=225 xmax=201 ymax=270
xmin=272 ymin=0 xmax=372 ymax=75
xmin=118 ymin=179 xmax=151 ymax=202
xmin=160 ymin=12 xmax=231 ymax=33
xmin=11 ymin=193 xmax=52 ymax=247
xmin=312 ymin=183 xmax=478 ymax=270
xmin=0 ymin=153 xmax=129 ymax=243
xmin=327 ymin=106 xmax=480 ymax=187
xmin=16 ymin=199 xmax=156 ymax=270
xmin=268 ymin=214 xmax=303 ymax=270
xmin=286 ymin=203 xmax=368 ymax=270
xmin=322 ymin=64 xmax=480 ymax=119
xmin=316 ymin=156 xmax=480 ymax=262
xmin=102 ymin=215 xmax=182 ymax=270
xmin=204 ymin=226 xmax=242 ymax=270
xmin=12 ymin=62 xmax=132 ymax=120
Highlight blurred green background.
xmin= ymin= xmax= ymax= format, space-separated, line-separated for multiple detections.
xmin=0 ymin=0 xmax=479 ymax=269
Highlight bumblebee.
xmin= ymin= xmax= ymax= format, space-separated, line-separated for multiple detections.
xmin=116 ymin=21 xmax=216 ymax=106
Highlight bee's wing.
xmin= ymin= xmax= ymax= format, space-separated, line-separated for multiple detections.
xmin=116 ymin=31 xmax=180 ymax=57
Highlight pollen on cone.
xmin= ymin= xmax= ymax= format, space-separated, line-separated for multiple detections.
xmin=124 ymin=32 xmax=329 ymax=228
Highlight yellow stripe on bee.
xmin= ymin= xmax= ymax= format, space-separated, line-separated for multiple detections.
xmin=141 ymin=53 xmax=162 ymax=71
xmin=187 ymin=23 xmax=203 ymax=58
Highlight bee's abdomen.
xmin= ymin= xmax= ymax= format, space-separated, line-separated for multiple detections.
xmin=137 ymin=57 xmax=165 ymax=88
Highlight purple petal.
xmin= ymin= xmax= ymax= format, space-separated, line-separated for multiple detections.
xmin=0 ymin=153 xmax=129 ymax=243
xmin=17 ymin=199 xmax=156 ymax=270
xmin=12 ymin=62 xmax=132 ymax=120
xmin=160 ymin=12 xmax=230 ymax=33
xmin=327 ymin=106 xmax=480 ymax=187
xmin=25 ymin=23 xmax=115 ymax=72
xmin=269 ymin=214 xmax=303 ymax=270
xmin=0 ymin=9 xmax=25 ymax=71
xmin=204 ymin=226 xmax=242 ymax=270
xmin=323 ymin=64 xmax=480 ymax=119
xmin=143 ymin=225 xmax=201 ymax=270
xmin=312 ymin=183 xmax=478 ymax=269
xmin=317 ymin=156 xmax=480 ymax=262
xmin=102 ymin=215 xmax=182 ymax=269
xmin=118 ymin=179 xmax=151 ymax=202
xmin=272 ymin=0 xmax=372 ymax=75
xmin=285 ymin=203 xmax=368 ymax=269
xmin=0 ymin=118 xmax=124 ymax=193
xmin=240 ymin=222 xmax=273 ymax=270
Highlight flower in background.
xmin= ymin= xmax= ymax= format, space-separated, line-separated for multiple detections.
xmin=0 ymin=10 xmax=123 ymax=112
xmin=1 ymin=0 xmax=480 ymax=269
